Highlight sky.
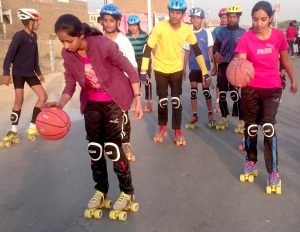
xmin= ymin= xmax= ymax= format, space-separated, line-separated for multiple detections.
xmin=88 ymin=0 xmax=300 ymax=25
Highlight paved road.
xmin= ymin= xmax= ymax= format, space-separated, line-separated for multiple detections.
xmin=0 ymin=59 xmax=300 ymax=232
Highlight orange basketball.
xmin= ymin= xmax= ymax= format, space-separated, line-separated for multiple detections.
xmin=36 ymin=107 xmax=71 ymax=141
xmin=226 ymin=59 xmax=255 ymax=88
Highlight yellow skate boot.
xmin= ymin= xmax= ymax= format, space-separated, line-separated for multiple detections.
xmin=215 ymin=117 xmax=228 ymax=130
xmin=234 ymin=120 xmax=245 ymax=134
xmin=109 ymin=192 xmax=139 ymax=221
xmin=84 ymin=190 xmax=111 ymax=219
xmin=27 ymin=127 xmax=38 ymax=141
xmin=185 ymin=115 xmax=198 ymax=129
xmin=0 ymin=131 xmax=20 ymax=148
xmin=154 ymin=125 xmax=168 ymax=143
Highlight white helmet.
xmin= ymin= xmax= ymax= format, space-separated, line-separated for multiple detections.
xmin=18 ymin=8 xmax=41 ymax=21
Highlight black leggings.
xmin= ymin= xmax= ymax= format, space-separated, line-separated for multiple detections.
xmin=154 ymin=70 xmax=183 ymax=129
xmin=84 ymin=101 xmax=134 ymax=194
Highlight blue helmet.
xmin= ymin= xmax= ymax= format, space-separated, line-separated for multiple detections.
xmin=167 ymin=0 xmax=187 ymax=11
xmin=189 ymin=7 xmax=205 ymax=18
xmin=127 ymin=15 xmax=140 ymax=25
xmin=100 ymin=4 xmax=122 ymax=18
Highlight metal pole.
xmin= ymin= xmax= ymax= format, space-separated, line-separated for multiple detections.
xmin=191 ymin=0 xmax=195 ymax=8
xmin=275 ymin=0 xmax=279 ymax=28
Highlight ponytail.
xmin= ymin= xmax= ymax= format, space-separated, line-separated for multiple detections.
xmin=82 ymin=23 xmax=103 ymax=36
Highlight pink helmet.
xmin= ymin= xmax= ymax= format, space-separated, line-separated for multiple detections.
xmin=218 ymin=8 xmax=227 ymax=17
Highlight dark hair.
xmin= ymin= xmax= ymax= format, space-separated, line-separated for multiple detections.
xmin=55 ymin=14 xmax=102 ymax=37
xmin=251 ymin=1 xmax=274 ymax=17
xmin=21 ymin=19 xmax=32 ymax=26
xmin=289 ymin=21 xmax=294 ymax=26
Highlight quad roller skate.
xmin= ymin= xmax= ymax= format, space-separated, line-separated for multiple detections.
xmin=240 ymin=160 xmax=258 ymax=183
xmin=234 ymin=120 xmax=244 ymax=134
xmin=174 ymin=129 xmax=186 ymax=146
xmin=238 ymin=137 xmax=245 ymax=151
xmin=122 ymin=143 xmax=136 ymax=162
xmin=0 ymin=131 xmax=21 ymax=148
xmin=215 ymin=117 xmax=228 ymax=130
xmin=84 ymin=190 xmax=112 ymax=220
xmin=143 ymin=100 xmax=153 ymax=113
xmin=154 ymin=125 xmax=168 ymax=143
xmin=214 ymin=99 xmax=220 ymax=113
xmin=185 ymin=115 xmax=198 ymax=129
xmin=207 ymin=112 xmax=216 ymax=128
xmin=109 ymin=192 xmax=139 ymax=222
xmin=266 ymin=172 xmax=282 ymax=195
xmin=27 ymin=128 xmax=38 ymax=141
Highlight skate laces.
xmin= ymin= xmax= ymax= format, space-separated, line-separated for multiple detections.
xmin=158 ymin=125 xmax=166 ymax=134
xmin=270 ymin=172 xmax=280 ymax=184
xmin=174 ymin=129 xmax=183 ymax=137
xmin=244 ymin=161 xmax=255 ymax=172
xmin=90 ymin=191 xmax=104 ymax=203
xmin=116 ymin=192 xmax=130 ymax=206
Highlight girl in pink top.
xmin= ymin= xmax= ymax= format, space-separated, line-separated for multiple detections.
xmin=49 ymin=14 xmax=142 ymax=215
xmin=235 ymin=1 xmax=297 ymax=194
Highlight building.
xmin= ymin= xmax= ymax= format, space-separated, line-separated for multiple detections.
xmin=0 ymin=0 xmax=89 ymax=40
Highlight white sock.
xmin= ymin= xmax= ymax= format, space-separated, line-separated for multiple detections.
xmin=11 ymin=125 xmax=17 ymax=133
xmin=29 ymin=123 xmax=36 ymax=130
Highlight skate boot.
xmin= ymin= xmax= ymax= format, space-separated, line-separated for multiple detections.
xmin=207 ymin=111 xmax=216 ymax=128
xmin=143 ymin=100 xmax=153 ymax=113
xmin=266 ymin=172 xmax=282 ymax=195
xmin=215 ymin=117 xmax=228 ymax=130
xmin=238 ymin=136 xmax=245 ymax=151
xmin=185 ymin=115 xmax=198 ymax=129
xmin=154 ymin=125 xmax=168 ymax=143
xmin=174 ymin=129 xmax=186 ymax=146
xmin=84 ymin=190 xmax=112 ymax=219
xmin=214 ymin=99 xmax=220 ymax=113
xmin=109 ymin=192 xmax=139 ymax=221
xmin=122 ymin=143 xmax=136 ymax=162
xmin=0 ymin=131 xmax=21 ymax=148
xmin=240 ymin=160 xmax=258 ymax=183
xmin=27 ymin=127 xmax=38 ymax=141
xmin=234 ymin=120 xmax=244 ymax=134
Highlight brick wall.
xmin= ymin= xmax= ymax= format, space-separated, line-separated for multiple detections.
xmin=1 ymin=0 xmax=89 ymax=40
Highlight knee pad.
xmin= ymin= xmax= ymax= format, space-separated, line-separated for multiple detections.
xmin=159 ymin=98 xmax=168 ymax=109
xmin=171 ymin=97 xmax=181 ymax=109
xmin=202 ymin=88 xmax=211 ymax=99
xmin=104 ymin=142 xmax=120 ymax=162
xmin=230 ymin=90 xmax=239 ymax=102
xmin=123 ymin=113 xmax=128 ymax=125
xmin=10 ymin=110 xmax=21 ymax=125
xmin=262 ymin=123 xmax=275 ymax=138
xmin=247 ymin=124 xmax=259 ymax=137
xmin=190 ymin=88 xmax=198 ymax=100
xmin=219 ymin=91 xmax=227 ymax=101
xmin=87 ymin=142 xmax=103 ymax=161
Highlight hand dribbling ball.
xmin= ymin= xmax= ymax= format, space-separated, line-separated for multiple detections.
xmin=36 ymin=107 xmax=71 ymax=141
xmin=226 ymin=59 xmax=255 ymax=88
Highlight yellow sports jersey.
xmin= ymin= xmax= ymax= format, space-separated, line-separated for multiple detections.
xmin=143 ymin=20 xmax=197 ymax=74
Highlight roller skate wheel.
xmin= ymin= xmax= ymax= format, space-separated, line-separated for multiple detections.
xmin=131 ymin=155 xmax=136 ymax=162
xmin=130 ymin=202 xmax=139 ymax=212
xmin=27 ymin=135 xmax=36 ymax=141
xmin=84 ymin=209 xmax=93 ymax=219
xmin=276 ymin=186 xmax=282 ymax=195
xmin=252 ymin=169 xmax=258 ymax=177
xmin=248 ymin=175 xmax=254 ymax=183
xmin=14 ymin=138 xmax=21 ymax=144
xmin=240 ymin=174 xmax=245 ymax=182
xmin=234 ymin=128 xmax=239 ymax=134
xmin=104 ymin=200 xmax=112 ymax=209
xmin=5 ymin=142 xmax=12 ymax=148
xmin=118 ymin=211 xmax=127 ymax=221
xmin=182 ymin=140 xmax=187 ymax=146
xmin=266 ymin=186 xmax=272 ymax=194
xmin=185 ymin=124 xmax=189 ymax=129
xmin=0 ymin=141 xmax=4 ymax=148
xmin=109 ymin=210 xmax=118 ymax=220
xmin=93 ymin=209 xmax=103 ymax=219
xmin=216 ymin=125 xmax=220 ymax=130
